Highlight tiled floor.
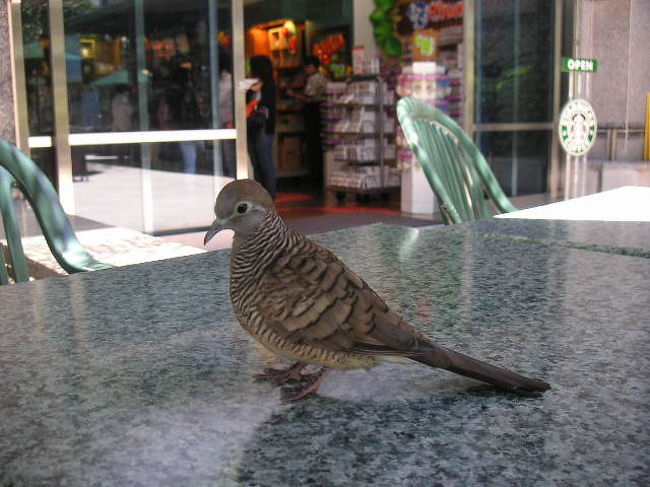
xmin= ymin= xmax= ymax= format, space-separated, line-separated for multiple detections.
xmin=164 ymin=189 xmax=555 ymax=251
xmin=164 ymin=185 xmax=440 ymax=251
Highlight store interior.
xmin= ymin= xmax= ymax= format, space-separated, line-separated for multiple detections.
xmin=243 ymin=0 xmax=467 ymax=220
xmin=18 ymin=0 xmax=561 ymax=235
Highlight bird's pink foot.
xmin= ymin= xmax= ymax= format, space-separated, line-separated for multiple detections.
xmin=253 ymin=362 xmax=308 ymax=385
xmin=280 ymin=367 xmax=333 ymax=402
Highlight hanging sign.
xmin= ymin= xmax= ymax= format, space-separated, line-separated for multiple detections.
xmin=398 ymin=1 xmax=464 ymax=34
xmin=558 ymin=98 xmax=598 ymax=156
xmin=562 ymin=57 xmax=598 ymax=73
xmin=313 ymin=33 xmax=346 ymax=65
xmin=413 ymin=29 xmax=437 ymax=60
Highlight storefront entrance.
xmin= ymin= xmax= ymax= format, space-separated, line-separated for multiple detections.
xmin=10 ymin=0 xmax=566 ymax=233
xmin=14 ymin=0 xmax=245 ymax=234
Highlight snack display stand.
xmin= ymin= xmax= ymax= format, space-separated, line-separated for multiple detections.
xmin=322 ymin=74 xmax=399 ymax=200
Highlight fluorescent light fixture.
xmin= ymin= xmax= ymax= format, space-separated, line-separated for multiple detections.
xmin=69 ymin=129 xmax=237 ymax=145
xmin=29 ymin=129 xmax=237 ymax=148
xmin=28 ymin=136 xmax=53 ymax=148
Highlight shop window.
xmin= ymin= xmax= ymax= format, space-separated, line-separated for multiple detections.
xmin=476 ymin=131 xmax=550 ymax=196
xmin=475 ymin=0 xmax=554 ymax=124
xmin=22 ymin=1 xmax=235 ymax=135
xmin=21 ymin=0 xmax=54 ymax=136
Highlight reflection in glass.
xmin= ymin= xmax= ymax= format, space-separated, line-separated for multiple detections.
xmin=21 ymin=0 xmax=54 ymax=136
xmin=60 ymin=0 xmax=234 ymax=133
xmin=476 ymin=131 xmax=550 ymax=196
xmin=70 ymin=141 xmax=233 ymax=233
xmin=21 ymin=1 xmax=236 ymax=234
xmin=71 ymin=144 xmax=145 ymax=231
xmin=30 ymin=148 xmax=57 ymax=186
xmin=151 ymin=140 xmax=230 ymax=232
xmin=149 ymin=138 xmax=235 ymax=176
xmin=475 ymin=0 xmax=554 ymax=124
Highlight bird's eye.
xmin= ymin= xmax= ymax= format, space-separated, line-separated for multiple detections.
xmin=236 ymin=203 xmax=248 ymax=214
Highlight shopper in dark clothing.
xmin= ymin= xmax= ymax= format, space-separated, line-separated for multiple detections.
xmin=247 ymin=55 xmax=277 ymax=199
xmin=287 ymin=56 xmax=328 ymax=187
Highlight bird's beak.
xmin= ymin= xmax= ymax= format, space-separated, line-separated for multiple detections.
xmin=204 ymin=218 xmax=227 ymax=245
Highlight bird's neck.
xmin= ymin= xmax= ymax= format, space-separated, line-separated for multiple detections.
xmin=232 ymin=210 xmax=287 ymax=255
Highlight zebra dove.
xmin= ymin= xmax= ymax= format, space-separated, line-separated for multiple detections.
xmin=205 ymin=179 xmax=550 ymax=401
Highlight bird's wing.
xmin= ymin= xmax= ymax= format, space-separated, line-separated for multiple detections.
xmin=255 ymin=238 xmax=427 ymax=355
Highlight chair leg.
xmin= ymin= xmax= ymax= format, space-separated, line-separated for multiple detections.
xmin=0 ymin=172 xmax=29 ymax=282
xmin=0 ymin=244 xmax=9 ymax=285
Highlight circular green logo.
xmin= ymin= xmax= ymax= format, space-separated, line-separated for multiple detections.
xmin=559 ymin=98 xmax=597 ymax=156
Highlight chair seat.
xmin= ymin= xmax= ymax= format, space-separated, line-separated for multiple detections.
xmin=0 ymin=140 xmax=112 ymax=284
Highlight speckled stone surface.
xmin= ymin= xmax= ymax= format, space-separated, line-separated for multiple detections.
xmin=1 ymin=224 xmax=648 ymax=486
xmin=0 ymin=2 xmax=16 ymax=144
xmin=450 ymin=218 xmax=650 ymax=258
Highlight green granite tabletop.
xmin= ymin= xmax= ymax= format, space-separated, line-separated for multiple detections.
xmin=1 ymin=224 xmax=648 ymax=486
xmin=449 ymin=218 xmax=650 ymax=258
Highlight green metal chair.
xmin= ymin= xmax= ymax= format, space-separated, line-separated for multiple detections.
xmin=0 ymin=140 xmax=111 ymax=284
xmin=397 ymin=97 xmax=517 ymax=224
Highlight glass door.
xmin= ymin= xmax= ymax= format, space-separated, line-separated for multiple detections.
xmin=19 ymin=0 xmax=244 ymax=234
xmin=467 ymin=0 xmax=561 ymax=197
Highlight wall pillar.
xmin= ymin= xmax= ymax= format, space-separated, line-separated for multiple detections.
xmin=0 ymin=1 xmax=16 ymax=144
xmin=353 ymin=0 xmax=377 ymax=57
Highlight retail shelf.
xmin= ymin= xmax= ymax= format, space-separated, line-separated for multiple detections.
xmin=334 ymin=158 xmax=397 ymax=164
xmin=326 ymin=185 xmax=400 ymax=194
xmin=323 ymin=74 xmax=398 ymax=195
xmin=328 ymin=102 xmax=381 ymax=108
xmin=328 ymin=131 xmax=395 ymax=137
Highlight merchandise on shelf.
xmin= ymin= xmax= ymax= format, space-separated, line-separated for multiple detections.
xmin=329 ymin=166 xmax=400 ymax=190
xmin=396 ymin=62 xmax=451 ymax=110
xmin=321 ymin=76 xmax=399 ymax=193
xmin=332 ymin=138 xmax=396 ymax=163
xmin=437 ymin=45 xmax=463 ymax=125
xmin=323 ymin=79 xmax=396 ymax=140
xmin=394 ymin=59 xmax=464 ymax=171
xmin=437 ymin=25 xmax=463 ymax=47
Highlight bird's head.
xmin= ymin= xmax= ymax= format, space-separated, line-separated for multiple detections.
xmin=204 ymin=179 xmax=275 ymax=244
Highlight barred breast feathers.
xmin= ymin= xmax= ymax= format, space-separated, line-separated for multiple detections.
xmin=230 ymin=212 xmax=300 ymax=312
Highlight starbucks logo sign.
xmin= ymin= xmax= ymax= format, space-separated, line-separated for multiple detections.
xmin=559 ymin=98 xmax=597 ymax=156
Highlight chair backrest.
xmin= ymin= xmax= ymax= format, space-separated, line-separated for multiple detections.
xmin=0 ymin=140 xmax=111 ymax=284
xmin=397 ymin=97 xmax=517 ymax=224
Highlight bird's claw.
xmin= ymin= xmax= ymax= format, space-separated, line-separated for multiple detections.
xmin=280 ymin=367 xmax=333 ymax=402
xmin=253 ymin=362 xmax=309 ymax=385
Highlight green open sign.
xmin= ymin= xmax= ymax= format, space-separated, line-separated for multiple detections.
xmin=562 ymin=57 xmax=598 ymax=73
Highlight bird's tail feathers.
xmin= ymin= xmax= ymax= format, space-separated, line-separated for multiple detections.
xmin=414 ymin=343 xmax=550 ymax=393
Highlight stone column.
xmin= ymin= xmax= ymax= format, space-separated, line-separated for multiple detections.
xmin=0 ymin=1 xmax=16 ymax=144
xmin=580 ymin=0 xmax=650 ymax=161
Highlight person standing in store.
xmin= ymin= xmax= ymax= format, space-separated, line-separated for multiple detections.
xmin=111 ymin=84 xmax=135 ymax=164
xmin=247 ymin=55 xmax=277 ymax=199
xmin=173 ymin=68 xmax=203 ymax=174
xmin=286 ymin=55 xmax=329 ymax=187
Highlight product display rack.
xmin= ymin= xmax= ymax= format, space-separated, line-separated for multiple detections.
xmin=275 ymin=62 xmax=309 ymax=178
xmin=322 ymin=74 xmax=399 ymax=200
